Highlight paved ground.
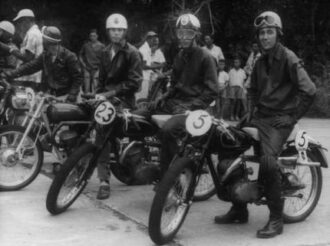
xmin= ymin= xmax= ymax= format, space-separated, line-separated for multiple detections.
xmin=1 ymin=119 xmax=330 ymax=246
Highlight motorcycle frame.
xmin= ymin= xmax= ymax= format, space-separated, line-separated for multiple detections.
xmin=14 ymin=95 xmax=91 ymax=162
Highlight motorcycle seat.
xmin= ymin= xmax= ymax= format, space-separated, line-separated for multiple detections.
xmin=242 ymin=124 xmax=299 ymax=142
xmin=151 ymin=115 xmax=173 ymax=128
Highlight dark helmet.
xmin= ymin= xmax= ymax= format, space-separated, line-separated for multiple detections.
xmin=42 ymin=26 xmax=62 ymax=44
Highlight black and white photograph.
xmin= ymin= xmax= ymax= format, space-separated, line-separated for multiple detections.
xmin=0 ymin=0 xmax=330 ymax=245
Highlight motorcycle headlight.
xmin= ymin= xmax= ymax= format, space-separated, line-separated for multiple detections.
xmin=11 ymin=92 xmax=29 ymax=109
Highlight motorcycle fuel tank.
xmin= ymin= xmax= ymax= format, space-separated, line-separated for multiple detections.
xmin=123 ymin=115 xmax=158 ymax=138
xmin=47 ymin=103 xmax=91 ymax=123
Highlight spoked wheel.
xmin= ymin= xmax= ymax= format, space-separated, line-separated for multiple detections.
xmin=46 ymin=143 xmax=96 ymax=215
xmin=193 ymin=154 xmax=216 ymax=201
xmin=0 ymin=125 xmax=43 ymax=191
xmin=282 ymin=152 xmax=322 ymax=223
xmin=149 ymin=157 xmax=196 ymax=245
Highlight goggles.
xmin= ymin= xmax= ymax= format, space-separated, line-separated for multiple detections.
xmin=176 ymin=28 xmax=196 ymax=40
xmin=254 ymin=15 xmax=276 ymax=28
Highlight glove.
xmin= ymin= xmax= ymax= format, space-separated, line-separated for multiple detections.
xmin=66 ymin=94 xmax=77 ymax=103
xmin=271 ymin=115 xmax=296 ymax=128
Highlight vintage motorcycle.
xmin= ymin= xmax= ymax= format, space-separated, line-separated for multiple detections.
xmin=0 ymin=91 xmax=93 ymax=191
xmin=46 ymin=97 xmax=216 ymax=215
xmin=148 ymin=110 xmax=328 ymax=245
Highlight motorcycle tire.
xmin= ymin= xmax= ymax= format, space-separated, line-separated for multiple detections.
xmin=0 ymin=125 xmax=43 ymax=191
xmin=110 ymin=162 xmax=135 ymax=185
xmin=148 ymin=157 xmax=196 ymax=245
xmin=46 ymin=143 xmax=96 ymax=215
xmin=283 ymin=152 xmax=323 ymax=223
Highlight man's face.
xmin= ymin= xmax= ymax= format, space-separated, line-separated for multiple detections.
xmin=89 ymin=32 xmax=98 ymax=42
xmin=176 ymin=28 xmax=196 ymax=48
xmin=204 ymin=35 xmax=213 ymax=46
xmin=108 ymin=28 xmax=126 ymax=44
xmin=43 ymin=41 xmax=58 ymax=56
xmin=218 ymin=62 xmax=225 ymax=70
xmin=258 ymin=27 xmax=277 ymax=51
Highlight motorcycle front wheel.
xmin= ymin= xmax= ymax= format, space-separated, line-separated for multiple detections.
xmin=148 ymin=157 xmax=196 ymax=245
xmin=282 ymin=152 xmax=322 ymax=223
xmin=46 ymin=143 xmax=96 ymax=215
xmin=0 ymin=125 xmax=43 ymax=191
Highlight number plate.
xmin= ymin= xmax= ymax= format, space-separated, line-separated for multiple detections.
xmin=185 ymin=110 xmax=212 ymax=136
xmin=25 ymin=87 xmax=35 ymax=106
xmin=94 ymin=101 xmax=116 ymax=125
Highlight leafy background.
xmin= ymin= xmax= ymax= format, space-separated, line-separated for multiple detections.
xmin=1 ymin=0 xmax=330 ymax=117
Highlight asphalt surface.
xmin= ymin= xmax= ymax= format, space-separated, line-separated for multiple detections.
xmin=1 ymin=119 xmax=330 ymax=246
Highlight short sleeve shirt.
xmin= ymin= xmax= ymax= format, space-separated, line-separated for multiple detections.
xmin=17 ymin=25 xmax=43 ymax=83
xmin=203 ymin=45 xmax=225 ymax=63
xmin=218 ymin=71 xmax=229 ymax=89
xmin=229 ymin=68 xmax=246 ymax=88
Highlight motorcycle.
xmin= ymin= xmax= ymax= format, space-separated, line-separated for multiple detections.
xmin=148 ymin=110 xmax=328 ymax=245
xmin=0 ymin=91 xmax=94 ymax=191
xmin=45 ymin=96 xmax=216 ymax=215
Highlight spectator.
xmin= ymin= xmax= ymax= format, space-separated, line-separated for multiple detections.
xmin=149 ymin=35 xmax=166 ymax=95
xmin=244 ymin=41 xmax=261 ymax=89
xmin=79 ymin=29 xmax=105 ymax=94
xmin=226 ymin=57 xmax=246 ymax=121
xmin=13 ymin=9 xmax=43 ymax=83
xmin=216 ymin=59 xmax=229 ymax=118
xmin=136 ymin=30 xmax=157 ymax=100
xmin=203 ymin=34 xmax=224 ymax=65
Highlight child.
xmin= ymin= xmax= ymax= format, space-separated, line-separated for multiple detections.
xmin=227 ymin=57 xmax=246 ymax=121
xmin=217 ymin=59 xmax=229 ymax=118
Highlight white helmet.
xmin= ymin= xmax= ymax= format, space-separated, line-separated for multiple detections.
xmin=106 ymin=13 xmax=128 ymax=29
xmin=0 ymin=21 xmax=15 ymax=35
xmin=176 ymin=13 xmax=201 ymax=31
xmin=13 ymin=9 xmax=35 ymax=22
xmin=254 ymin=11 xmax=282 ymax=31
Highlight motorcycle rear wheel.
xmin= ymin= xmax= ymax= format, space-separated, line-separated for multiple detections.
xmin=46 ymin=143 xmax=96 ymax=215
xmin=0 ymin=125 xmax=43 ymax=191
xmin=282 ymin=152 xmax=322 ymax=223
xmin=148 ymin=157 xmax=196 ymax=245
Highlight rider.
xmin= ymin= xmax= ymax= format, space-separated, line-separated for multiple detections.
xmin=214 ymin=11 xmax=316 ymax=239
xmin=3 ymin=26 xmax=82 ymax=102
xmin=0 ymin=21 xmax=18 ymax=70
xmin=136 ymin=13 xmax=218 ymax=179
xmin=95 ymin=13 xmax=143 ymax=200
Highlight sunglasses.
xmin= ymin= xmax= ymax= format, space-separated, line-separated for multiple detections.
xmin=176 ymin=29 xmax=196 ymax=39
xmin=254 ymin=15 xmax=276 ymax=27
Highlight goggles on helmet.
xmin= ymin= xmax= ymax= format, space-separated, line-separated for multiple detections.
xmin=176 ymin=28 xmax=196 ymax=40
xmin=254 ymin=15 xmax=276 ymax=28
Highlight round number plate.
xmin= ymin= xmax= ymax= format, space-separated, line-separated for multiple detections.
xmin=94 ymin=101 xmax=116 ymax=125
xmin=185 ymin=110 xmax=212 ymax=136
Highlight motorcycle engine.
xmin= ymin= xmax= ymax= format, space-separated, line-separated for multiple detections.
xmin=58 ymin=129 xmax=78 ymax=149
xmin=120 ymin=141 xmax=160 ymax=184
xmin=217 ymin=158 xmax=261 ymax=203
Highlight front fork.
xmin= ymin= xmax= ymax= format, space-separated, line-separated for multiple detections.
xmin=15 ymin=98 xmax=45 ymax=159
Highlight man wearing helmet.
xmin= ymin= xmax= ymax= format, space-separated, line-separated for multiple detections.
xmin=136 ymin=13 xmax=218 ymax=180
xmin=95 ymin=13 xmax=143 ymax=200
xmin=0 ymin=21 xmax=19 ymax=69
xmin=214 ymin=11 xmax=316 ymax=239
xmin=3 ymin=26 xmax=82 ymax=102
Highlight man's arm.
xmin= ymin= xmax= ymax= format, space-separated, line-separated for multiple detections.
xmin=193 ymin=54 xmax=218 ymax=108
xmin=113 ymin=50 xmax=143 ymax=97
xmin=6 ymin=54 xmax=43 ymax=78
xmin=288 ymin=53 xmax=316 ymax=119
xmin=66 ymin=53 xmax=83 ymax=96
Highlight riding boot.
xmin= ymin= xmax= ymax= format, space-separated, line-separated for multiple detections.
xmin=214 ymin=203 xmax=248 ymax=224
xmin=257 ymin=165 xmax=284 ymax=238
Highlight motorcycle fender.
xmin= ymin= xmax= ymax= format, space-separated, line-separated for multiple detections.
xmin=310 ymin=145 xmax=328 ymax=168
